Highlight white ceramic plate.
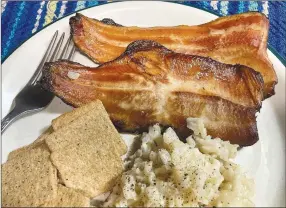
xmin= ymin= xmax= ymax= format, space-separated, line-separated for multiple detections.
xmin=2 ymin=1 xmax=285 ymax=207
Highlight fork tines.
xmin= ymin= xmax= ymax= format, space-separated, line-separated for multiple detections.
xmin=28 ymin=31 xmax=75 ymax=85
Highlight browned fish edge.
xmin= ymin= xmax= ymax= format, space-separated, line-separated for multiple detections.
xmin=69 ymin=14 xmax=125 ymax=64
xmin=69 ymin=12 xmax=277 ymax=100
xmin=69 ymin=12 xmax=270 ymax=34
xmin=41 ymin=63 xmax=260 ymax=147
xmin=41 ymin=40 xmax=263 ymax=146
xmin=42 ymin=40 xmax=264 ymax=110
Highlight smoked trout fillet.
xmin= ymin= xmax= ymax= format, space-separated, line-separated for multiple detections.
xmin=42 ymin=40 xmax=264 ymax=146
xmin=70 ymin=12 xmax=277 ymax=98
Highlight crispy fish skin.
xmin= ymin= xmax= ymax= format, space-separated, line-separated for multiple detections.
xmin=41 ymin=40 xmax=263 ymax=146
xmin=70 ymin=12 xmax=277 ymax=99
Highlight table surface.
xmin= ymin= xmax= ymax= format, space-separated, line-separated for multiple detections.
xmin=1 ymin=1 xmax=286 ymax=65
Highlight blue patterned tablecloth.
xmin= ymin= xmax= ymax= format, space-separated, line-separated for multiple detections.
xmin=1 ymin=1 xmax=286 ymax=64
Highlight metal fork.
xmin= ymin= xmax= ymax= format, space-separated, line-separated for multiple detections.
xmin=1 ymin=31 xmax=75 ymax=134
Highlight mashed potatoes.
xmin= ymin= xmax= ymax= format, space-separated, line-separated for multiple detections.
xmin=103 ymin=118 xmax=255 ymax=207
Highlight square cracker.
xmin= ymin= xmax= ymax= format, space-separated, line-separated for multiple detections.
xmin=41 ymin=185 xmax=90 ymax=207
xmin=52 ymin=101 xmax=97 ymax=131
xmin=2 ymin=143 xmax=57 ymax=207
xmin=50 ymin=139 xmax=123 ymax=197
xmin=7 ymin=126 xmax=53 ymax=161
xmin=45 ymin=100 xmax=126 ymax=156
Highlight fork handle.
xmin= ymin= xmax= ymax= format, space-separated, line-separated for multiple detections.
xmin=1 ymin=108 xmax=25 ymax=134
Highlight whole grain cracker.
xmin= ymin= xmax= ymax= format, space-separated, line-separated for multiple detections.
xmin=2 ymin=143 xmax=57 ymax=207
xmin=50 ymin=139 xmax=123 ymax=197
xmin=7 ymin=126 xmax=53 ymax=161
xmin=52 ymin=101 xmax=97 ymax=131
xmin=41 ymin=185 xmax=90 ymax=207
xmin=45 ymin=100 xmax=126 ymax=156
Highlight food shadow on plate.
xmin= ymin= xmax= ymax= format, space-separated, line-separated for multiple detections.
xmin=73 ymin=46 xmax=100 ymax=66
xmin=124 ymin=134 xmax=142 ymax=160
xmin=38 ymin=125 xmax=52 ymax=136
xmin=45 ymin=97 xmax=73 ymax=114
